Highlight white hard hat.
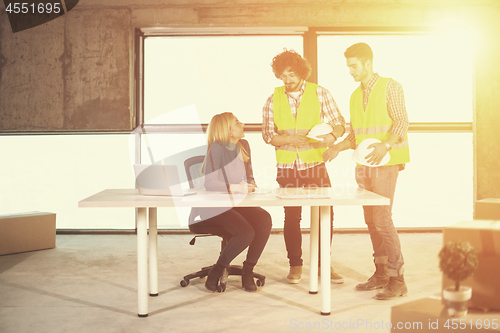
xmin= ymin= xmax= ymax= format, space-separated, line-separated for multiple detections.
xmin=352 ymin=138 xmax=391 ymax=167
xmin=306 ymin=123 xmax=333 ymax=141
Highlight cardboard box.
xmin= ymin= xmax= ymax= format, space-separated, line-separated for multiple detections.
xmin=476 ymin=199 xmax=500 ymax=220
xmin=391 ymin=297 xmax=500 ymax=333
xmin=443 ymin=220 xmax=500 ymax=311
xmin=0 ymin=212 xmax=56 ymax=256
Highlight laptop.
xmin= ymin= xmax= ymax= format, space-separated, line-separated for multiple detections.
xmin=133 ymin=164 xmax=197 ymax=197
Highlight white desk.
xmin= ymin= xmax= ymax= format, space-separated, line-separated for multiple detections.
xmin=79 ymin=187 xmax=389 ymax=317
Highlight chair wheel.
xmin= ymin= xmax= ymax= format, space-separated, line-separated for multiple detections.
xmin=180 ymin=279 xmax=189 ymax=287
xmin=256 ymin=279 xmax=265 ymax=287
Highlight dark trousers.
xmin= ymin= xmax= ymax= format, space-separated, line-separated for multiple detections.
xmin=276 ymin=164 xmax=334 ymax=267
xmin=195 ymin=207 xmax=272 ymax=267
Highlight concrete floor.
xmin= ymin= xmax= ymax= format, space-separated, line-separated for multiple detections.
xmin=0 ymin=232 xmax=444 ymax=333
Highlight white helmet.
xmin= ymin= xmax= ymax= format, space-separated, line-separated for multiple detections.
xmin=352 ymin=138 xmax=390 ymax=167
xmin=306 ymin=123 xmax=333 ymax=141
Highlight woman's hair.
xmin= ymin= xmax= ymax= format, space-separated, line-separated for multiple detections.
xmin=206 ymin=112 xmax=249 ymax=162
xmin=271 ymin=48 xmax=311 ymax=80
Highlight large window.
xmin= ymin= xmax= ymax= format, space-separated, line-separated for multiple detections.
xmin=141 ymin=29 xmax=474 ymax=229
xmin=317 ymin=33 xmax=474 ymax=229
xmin=317 ymin=34 xmax=473 ymax=123
xmin=0 ymin=134 xmax=135 ymax=229
xmin=144 ymin=35 xmax=303 ymax=124
xmin=141 ymin=34 xmax=304 ymax=229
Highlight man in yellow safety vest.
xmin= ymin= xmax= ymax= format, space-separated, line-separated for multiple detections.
xmin=323 ymin=42 xmax=410 ymax=300
xmin=262 ymin=49 xmax=346 ymax=284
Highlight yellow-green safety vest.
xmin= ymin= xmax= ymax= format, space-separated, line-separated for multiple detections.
xmin=273 ymin=82 xmax=327 ymax=164
xmin=350 ymin=77 xmax=410 ymax=166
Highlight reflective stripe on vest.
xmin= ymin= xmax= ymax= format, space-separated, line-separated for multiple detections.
xmin=273 ymin=82 xmax=326 ymax=164
xmin=350 ymin=77 xmax=410 ymax=166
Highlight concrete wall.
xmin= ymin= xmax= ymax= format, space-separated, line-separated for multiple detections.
xmin=1 ymin=0 xmax=499 ymax=206
xmin=473 ymin=7 xmax=500 ymax=202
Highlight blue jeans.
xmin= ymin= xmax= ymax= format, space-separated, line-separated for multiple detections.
xmin=355 ymin=164 xmax=404 ymax=277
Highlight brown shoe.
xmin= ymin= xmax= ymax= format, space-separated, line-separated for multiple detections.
xmin=373 ymin=275 xmax=408 ymax=300
xmin=287 ymin=266 xmax=302 ymax=284
xmin=355 ymin=263 xmax=389 ymax=291
xmin=319 ymin=267 xmax=344 ymax=284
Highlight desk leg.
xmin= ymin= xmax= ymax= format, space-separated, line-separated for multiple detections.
xmin=149 ymin=208 xmax=158 ymax=297
xmin=309 ymin=206 xmax=319 ymax=294
xmin=320 ymin=206 xmax=331 ymax=316
xmin=137 ymin=208 xmax=149 ymax=317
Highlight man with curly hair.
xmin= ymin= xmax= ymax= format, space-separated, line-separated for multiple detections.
xmin=262 ymin=49 xmax=346 ymax=284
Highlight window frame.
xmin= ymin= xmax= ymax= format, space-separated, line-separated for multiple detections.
xmin=133 ymin=27 xmax=474 ymax=230
xmin=135 ymin=26 xmax=473 ymax=136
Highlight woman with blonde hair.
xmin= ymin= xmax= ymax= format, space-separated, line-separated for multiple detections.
xmin=191 ymin=112 xmax=272 ymax=292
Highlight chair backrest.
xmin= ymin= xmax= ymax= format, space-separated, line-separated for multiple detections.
xmin=184 ymin=155 xmax=231 ymax=239
xmin=184 ymin=155 xmax=205 ymax=189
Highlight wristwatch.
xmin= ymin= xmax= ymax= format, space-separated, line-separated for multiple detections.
xmin=384 ymin=142 xmax=392 ymax=151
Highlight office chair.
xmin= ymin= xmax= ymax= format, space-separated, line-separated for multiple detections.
xmin=180 ymin=155 xmax=265 ymax=292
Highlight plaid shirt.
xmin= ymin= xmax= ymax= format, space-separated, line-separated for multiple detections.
xmin=346 ymin=73 xmax=409 ymax=146
xmin=262 ymin=81 xmax=345 ymax=170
